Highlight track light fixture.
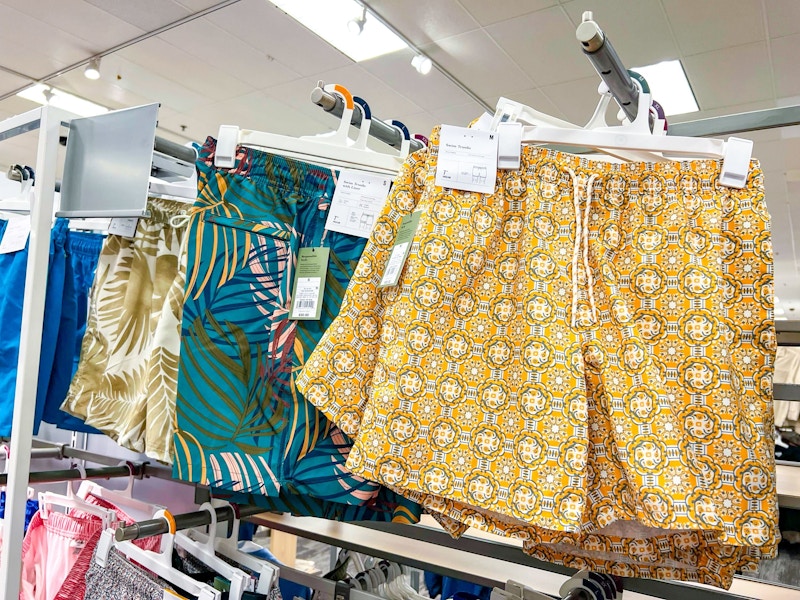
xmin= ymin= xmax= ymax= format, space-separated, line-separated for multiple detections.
xmin=347 ymin=6 xmax=366 ymax=35
xmin=84 ymin=57 xmax=101 ymax=80
xmin=411 ymin=54 xmax=432 ymax=75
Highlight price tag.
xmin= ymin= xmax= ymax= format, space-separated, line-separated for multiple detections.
xmin=378 ymin=211 xmax=421 ymax=288
xmin=325 ymin=169 xmax=392 ymax=238
xmin=435 ymin=124 xmax=498 ymax=194
xmin=289 ymin=247 xmax=330 ymax=321
xmin=108 ymin=217 xmax=139 ymax=238
xmin=0 ymin=217 xmax=30 ymax=254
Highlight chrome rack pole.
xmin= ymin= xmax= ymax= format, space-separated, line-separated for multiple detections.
xmin=0 ymin=463 xmax=144 ymax=486
xmin=576 ymin=12 xmax=639 ymax=121
xmin=115 ymin=504 xmax=265 ymax=542
xmin=310 ymin=85 xmax=425 ymax=153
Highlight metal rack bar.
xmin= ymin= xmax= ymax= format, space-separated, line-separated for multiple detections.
xmin=0 ymin=463 xmax=144 ymax=486
xmin=669 ymin=106 xmax=800 ymax=138
xmin=775 ymin=383 xmax=800 ymax=402
xmin=576 ymin=12 xmax=639 ymax=122
xmin=251 ymin=514 xmax=795 ymax=600
xmin=310 ymin=85 xmax=425 ymax=153
xmin=115 ymin=504 xmax=265 ymax=542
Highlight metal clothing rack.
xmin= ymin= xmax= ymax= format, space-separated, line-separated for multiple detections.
xmin=0 ymin=106 xmax=197 ymax=599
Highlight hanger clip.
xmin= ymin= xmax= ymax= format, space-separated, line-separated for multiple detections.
xmin=96 ymin=529 xmax=115 ymax=568
xmin=497 ymin=122 xmax=523 ymax=170
xmin=215 ymin=125 xmax=240 ymax=169
xmin=719 ymin=136 xmax=753 ymax=189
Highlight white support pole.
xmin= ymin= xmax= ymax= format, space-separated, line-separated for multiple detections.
xmin=0 ymin=106 xmax=70 ymax=597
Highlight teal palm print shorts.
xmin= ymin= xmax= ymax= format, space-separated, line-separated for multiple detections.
xmin=172 ymin=138 xmax=420 ymax=524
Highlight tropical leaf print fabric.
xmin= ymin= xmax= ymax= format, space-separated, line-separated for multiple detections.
xmin=297 ymin=126 xmax=778 ymax=588
xmin=171 ymin=139 xmax=420 ymax=524
xmin=61 ymin=199 xmax=188 ymax=453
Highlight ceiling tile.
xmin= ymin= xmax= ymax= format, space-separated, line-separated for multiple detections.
xmin=457 ymin=0 xmax=558 ymax=26
xmin=753 ymin=140 xmax=787 ymax=174
xmin=158 ymin=18 xmax=301 ymax=89
xmin=560 ymin=0 xmax=679 ymax=67
xmin=422 ymin=30 xmax=533 ymax=99
xmin=682 ymin=43 xmax=773 ymax=110
xmin=662 ymin=0 xmax=765 ymax=56
xmin=765 ymin=0 xmax=800 ymax=40
xmin=204 ymin=0 xmax=351 ymax=76
xmin=83 ymin=0 xmax=191 ymax=31
xmin=366 ymin=0 xmax=478 ymax=46
xmin=189 ymin=91 xmax=337 ymax=137
xmin=485 ymin=87 xmax=571 ymax=123
xmin=99 ymin=54 xmax=211 ymax=112
xmin=360 ymin=48 xmax=474 ymax=111
xmin=48 ymin=66 xmax=154 ymax=111
xmin=667 ymin=99 xmax=775 ymax=124
xmin=0 ymin=70 xmax=30 ymax=98
xmin=485 ymin=6 xmax=595 ymax=86
xmin=155 ymin=106 xmax=211 ymax=144
xmin=5 ymin=0 xmax=143 ymax=49
xmin=783 ymin=138 xmax=800 ymax=170
xmin=117 ymin=37 xmax=254 ymax=102
xmin=429 ymin=100 xmax=487 ymax=127
xmin=771 ymin=34 xmax=800 ymax=100
xmin=540 ymin=76 xmax=606 ymax=124
xmin=172 ymin=0 xmax=229 ymax=11
xmin=0 ymin=5 xmax=91 ymax=78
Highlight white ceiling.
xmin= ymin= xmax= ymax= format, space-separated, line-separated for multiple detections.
xmin=1 ymin=0 xmax=799 ymax=315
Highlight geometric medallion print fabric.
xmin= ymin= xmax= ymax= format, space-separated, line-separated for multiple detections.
xmin=297 ymin=125 xmax=778 ymax=588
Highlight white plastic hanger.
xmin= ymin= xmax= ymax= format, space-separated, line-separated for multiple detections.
xmin=96 ymin=512 xmax=222 ymax=600
xmin=0 ymin=165 xmax=33 ymax=215
xmin=38 ymin=464 xmax=117 ymax=530
xmin=199 ymin=501 xmax=279 ymax=595
xmin=77 ymin=461 xmax=162 ymax=522
xmin=520 ymin=88 xmax=723 ymax=157
xmin=176 ymin=502 xmax=250 ymax=600
xmin=214 ymin=83 xmax=403 ymax=176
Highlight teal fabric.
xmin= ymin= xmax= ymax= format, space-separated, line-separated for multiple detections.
xmin=172 ymin=138 xmax=419 ymax=524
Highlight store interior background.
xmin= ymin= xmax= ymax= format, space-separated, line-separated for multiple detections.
xmin=1 ymin=0 xmax=800 ymax=591
xmin=0 ymin=0 xmax=798 ymax=315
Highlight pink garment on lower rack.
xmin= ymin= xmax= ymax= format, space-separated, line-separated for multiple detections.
xmin=52 ymin=493 xmax=162 ymax=600
xmin=19 ymin=510 xmax=102 ymax=600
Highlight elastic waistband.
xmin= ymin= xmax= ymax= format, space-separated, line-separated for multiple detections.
xmin=42 ymin=510 xmax=103 ymax=540
xmin=198 ymin=136 xmax=337 ymax=198
xmin=146 ymin=197 xmax=190 ymax=225
xmin=426 ymin=125 xmax=761 ymax=186
xmin=68 ymin=230 xmax=104 ymax=256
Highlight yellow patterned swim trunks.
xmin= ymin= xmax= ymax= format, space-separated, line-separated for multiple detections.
xmin=297 ymin=126 xmax=778 ymax=588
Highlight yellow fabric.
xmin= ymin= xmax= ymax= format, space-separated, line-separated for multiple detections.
xmin=297 ymin=127 xmax=778 ymax=588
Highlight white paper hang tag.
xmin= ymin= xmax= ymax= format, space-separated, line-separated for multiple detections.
xmin=497 ymin=122 xmax=523 ymax=170
xmin=0 ymin=217 xmax=30 ymax=254
xmin=719 ymin=137 xmax=753 ymax=189
xmin=325 ymin=169 xmax=392 ymax=239
xmin=108 ymin=217 xmax=139 ymax=238
xmin=289 ymin=247 xmax=330 ymax=320
xmin=435 ymin=124 xmax=498 ymax=194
